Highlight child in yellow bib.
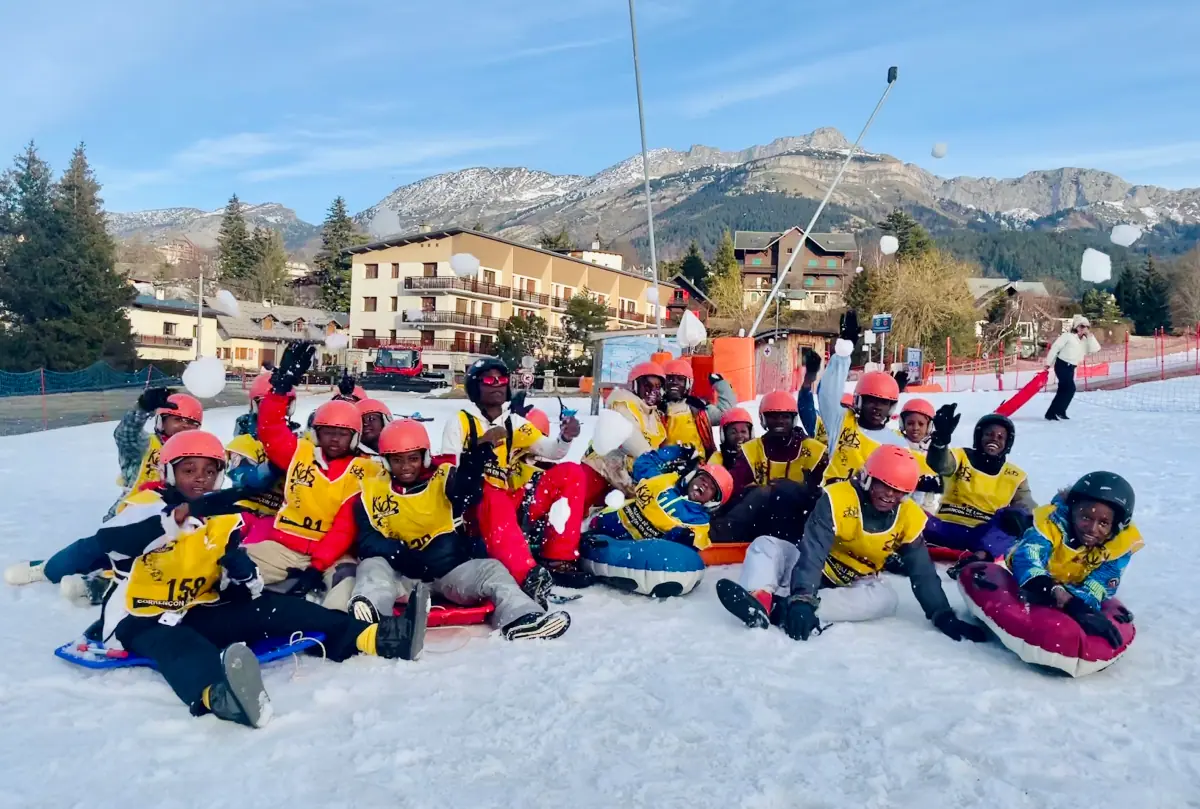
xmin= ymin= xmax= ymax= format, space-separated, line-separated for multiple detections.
xmin=581 ymin=361 xmax=669 ymax=498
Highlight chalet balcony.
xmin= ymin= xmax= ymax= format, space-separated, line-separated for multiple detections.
xmin=403 ymin=276 xmax=511 ymax=299
xmin=512 ymin=287 xmax=550 ymax=306
xmin=134 ymin=333 xmax=193 ymax=349
xmin=402 ymin=310 xmax=502 ymax=330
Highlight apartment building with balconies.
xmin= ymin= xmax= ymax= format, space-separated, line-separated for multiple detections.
xmin=345 ymin=227 xmax=674 ymax=374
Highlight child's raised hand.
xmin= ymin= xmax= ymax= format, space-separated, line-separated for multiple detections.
xmin=172 ymin=503 xmax=190 ymax=525
xmin=560 ymin=416 xmax=581 ymax=441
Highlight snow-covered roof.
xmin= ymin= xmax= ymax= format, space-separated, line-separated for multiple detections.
xmin=733 ymin=228 xmax=858 ymax=254
xmin=967 ymin=278 xmax=1051 ymax=301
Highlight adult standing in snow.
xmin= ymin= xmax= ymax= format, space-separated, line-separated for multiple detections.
xmin=1044 ymin=315 xmax=1101 ymax=421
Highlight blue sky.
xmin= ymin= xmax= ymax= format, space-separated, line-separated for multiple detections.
xmin=3 ymin=0 xmax=1198 ymax=222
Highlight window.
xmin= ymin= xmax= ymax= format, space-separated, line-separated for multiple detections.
xmin=261 ymin=315 xmax=274 ymax=330
xmin=365 ymin=263 xmax=379 ymax=279
xmin=752 ymin=258 xmax=763 ymax=266
xmin=235 ymin=347 xmax=251 ymax=360
xmin=481 ymin=303 xmax=494 ymax=318
xmin=420 ymin=331 xmax=434 ymax=347
xmin=292 ymin=318 xmax=305 ymax=333
xmin=423 ymin=262 xmax=437 ymax=278
xmin=163 ymin=321 xmax=177 ymax=336
xmin=362 ymin=329 xmax=376 ymax=339
xmin=192 ymin=325 xmax=198 ymax=338
xmin=389 ymin=329 xmax=397 ymax=340
xmin=826 ymin=259 xmax=839 ymax=269
xmin=456 ymin=298 xmax=468 ymax=314
xmin=421 ymin=297 xmax=435 ymax=312
xmin=484 ymin=270 xmax=497 ymax=286
xmin=389 ymin=297 xmax=398 ymax=312
xmin=363 ymin=297 xmax=377 ymax=312
xmin=786 ymin=247 xmax=793 ymax=253
xmin=479 ymin=335 xmax=494 ymax=352
xmin=391 ymin=263 xmax=400 ymax=279
xmin=825 ymin=278 xmax=836 ymax=288
xmin=807 ymin=259 xmax=819 ymax=268
xmin=804 ymin=277 xmax=815 ymax=287
xmin=812 ymin=293 xmax=828 ymax=306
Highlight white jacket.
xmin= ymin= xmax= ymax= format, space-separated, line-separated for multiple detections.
xmin=1045 ymin=331 xmax=1101 ymax=367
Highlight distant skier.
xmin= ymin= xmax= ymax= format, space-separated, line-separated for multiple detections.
xmin=1044 ymin=314 xmax=1101 ymax=420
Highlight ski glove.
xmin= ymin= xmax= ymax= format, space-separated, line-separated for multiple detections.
xmin=839 ymin=310 xmax=860 ymax=344
xmin=931 ymin=403 xmax=960 ymax=448
xmin=915 ymin=475 xmax=944 ymax=494
xmin=1019 ymin=575 xmax=1057 ymax=606
xmin=1112 ymin=605 xmax=1134 ymax=624
xmin=998 ymin=509 xmax=1033 ymax=537
xmin=933 ymin=611 xmax=988 ymax=643
xmin=508 ymin=391 xmax=532 ymax=417
xmin=783 ymin=597 xmax=820 ymax=641
xmin=802 ymin=347 xmax=822 ymax=376
xmin=661 ymin=526 xmax=695 ymax=547
xmin=138 ymin=386 xmax=175 ymax=413
xmin=337 ymin=371 xmax=357 ymax=398
xmin=271 ymin=343 xmax=315 ymax=395
xmin=284 ymin=566 xmax=325 ymax=597
xmin=220 ymin=547 xmax=262 ymax=595
xmin=1063 ymin=597 xmax=1123 ymax=648
xmin=892 ymin=369 xmax=909 ymax=392
xmin=708 ymin=372 xmax=724 ymax=385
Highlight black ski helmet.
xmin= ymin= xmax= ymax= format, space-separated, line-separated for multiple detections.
xmin=973 ymin=414 xmax=1015 ymax=455
xmin=465 ymin=357 xmax=510 ymax=404
xmin=1067 ymin=471 xmax=1135 ymax=531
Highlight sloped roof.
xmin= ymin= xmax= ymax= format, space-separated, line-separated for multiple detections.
xmin=132 ymin=295 xmax=212 ymax=316
xmin=733 ymin=231 xmax=780 ymax=251
xmin=734 ymin=227 xmax=858 ymax=254
xmin=967 ymin=278 xmax=1050 ymax=301
xmin=208 ymin=299 xmax=345 ymax=327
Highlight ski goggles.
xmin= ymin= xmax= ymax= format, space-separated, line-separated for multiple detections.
xmin=480 ymin=375 xmax=509 ymax=387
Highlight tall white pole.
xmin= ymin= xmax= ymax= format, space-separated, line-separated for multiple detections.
xmin=196 ymin=266 xmax=204 ymax=359
xmin=749 ymin=67 xmax=898 ymax=336
xmin=627 ymin=0 xmax=662 ymax=350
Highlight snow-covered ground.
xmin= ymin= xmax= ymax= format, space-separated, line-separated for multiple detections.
xmin=2 ymin=387 xmax=1199 ymax=809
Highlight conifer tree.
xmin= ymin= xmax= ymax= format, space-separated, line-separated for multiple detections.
xmin=312 ymin=196 xmax=367 ymax=312
xmin=217 ymin=193 xmax=253 ymax=280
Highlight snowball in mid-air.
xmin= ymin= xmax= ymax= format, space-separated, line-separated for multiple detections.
xmin=182 ymin=356 xmax=227 ymax=399
xmin=1081 ymin=248 xmax=1113 ymax=283
xmin=325 ymin=333 xmax=349 ymax=351
xmin=548 ymin=498 xmax=572 ymax=534
xmin=645 ymin=287 xmax=659 ymax=305
xmin=591 ymin=410 xmax=633 ymax=455
xmin=604 ymin=490 xmax=626 ymax=510
xmin=1110 ymin=224 xmax=1142 ymax=247
xmin=449 ymin=253 xmax=481 ymax=277
xmin=855 ymin=266 xmax=864 ymax=274
xmin=931 ymin=143 xmax=949 ymax=159
xmin=405 ymin=309 xmax=424 ymax=323
xmin=880 ymin=235 xmax=900 ymax=255
xmin=676 ymin=309 xmax=708 ymax=349
xmin=212 ymin=289 xmax=240 ymax=317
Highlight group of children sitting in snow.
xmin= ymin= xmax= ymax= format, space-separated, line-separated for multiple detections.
xmin=4 ymin=309 xmax=1142 ymax=727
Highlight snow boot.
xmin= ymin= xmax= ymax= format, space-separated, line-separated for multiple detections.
xmin=502 ymin=611 xmax=571 ymax=641
xmin=540 ymin=559 xmax=595 ymax=589
xmin=348 ymin=595 xmax=380 ymax=623
xmin=522 ymin=565 xmax=554 ymax=609
xmin=4 ymin=560 xmax=45 ymax=586
xmin=375 ymin=582 xmax=429 ymax=661
xmin=83 ymin=618 xmax=104 ymax=643
xmin=202 ymin=643 xmax=271 ymax=728
xmin=60 ymin=573 xmax=111 ymax=607
xmin=716 ymin=578 xmax=771 ymax=629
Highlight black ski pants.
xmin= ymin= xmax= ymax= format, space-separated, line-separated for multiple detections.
xmin=710 ymin=480 xmax=819 ymax=544
xmin=115 ymin=592 xmax=370 ymax=709
xmin=1045 ymin=358 xmax=1077 ymax=418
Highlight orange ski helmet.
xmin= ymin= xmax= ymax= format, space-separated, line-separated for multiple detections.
xmin=378 ymin=418 xmax=432 ymax=465
xmin=627 ymin=361 xmax=666 ymax=387
xmin=900 ymin=398 xmax=935 ymax=420
xmin=719 ymin=407 xmax=753 ymax=428
xmin=861 ymin=445 xmax=919 ymax=494
xmin=854 ymin=371 xmax=900 ymax=405
xmin=158 ymin=430 xmax=226 ymax=486
xmin=525 ymin=408 xmax=551 ymax=436
xmin=698 ymin=463 xmax=734 ymax=507
xmin=155 ymin=392 xmax=203 ymax=434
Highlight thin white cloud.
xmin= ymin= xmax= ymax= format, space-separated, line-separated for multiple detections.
xmin=1031 ymin=142 xmax=1200 ymax=173
xmin=478 ymin=36 xmax=620 ymax=66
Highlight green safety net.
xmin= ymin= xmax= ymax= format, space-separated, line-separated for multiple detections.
xmin=0 ymin=362 xmax=182 ymax=398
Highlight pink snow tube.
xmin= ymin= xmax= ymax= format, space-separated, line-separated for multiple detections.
xmin=958 ymin=562 xmax=1135 ymax=677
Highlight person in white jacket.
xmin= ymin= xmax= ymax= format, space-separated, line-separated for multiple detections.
xmin=1044 ymin=314 xmax=1102 ymax=420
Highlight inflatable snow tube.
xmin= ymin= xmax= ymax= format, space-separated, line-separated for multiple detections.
xmin=581 ymin=537 xmax=705 ymax=598
xmin=958 ymin=562 xmax=1135 ymax=677
xmin=700 ymin=542 xmax=750 ymax=567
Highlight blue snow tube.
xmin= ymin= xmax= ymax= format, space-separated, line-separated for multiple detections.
xmin=581 ymin=537 xmax=705 ymax=598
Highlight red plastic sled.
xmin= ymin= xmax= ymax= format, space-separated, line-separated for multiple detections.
xmin=958 ymin=562 xmax=1135 ymax=677
xmin=926 ymin=544 xmax=970 ymax=563
xmin=700 ymin=543 xmax=750 ymax=566
xmin=395 ymin=597 xmax=495 ymax=627
xmin=995 ymin=369 xmax=1049 ymax=418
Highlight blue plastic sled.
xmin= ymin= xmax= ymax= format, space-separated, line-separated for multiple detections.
xmin=54 ymin=633 xmax=326 ymax=671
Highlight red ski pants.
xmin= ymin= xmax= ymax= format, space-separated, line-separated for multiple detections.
xmin=581 ymin=464 xmax=615 ymax=512
xmin=476 ymin=462 xmax=589 ymax=576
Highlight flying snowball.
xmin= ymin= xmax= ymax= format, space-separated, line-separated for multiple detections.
xmin=212 ymin=289 xmax=240 ymax=317
xmin=931 ymin=142 xmax=949 ymax=159
xmin=405 ymin=309 xmax=424 ymax=323
xmin=676 ymin=309 xmax=708 ymax=349
xmin=1080 ymin=248 xmax=1112 ymax=284
xmin=880 ymin=235 xmax=900 ymax=256
xmin=592 ymin=409 xmax=633 ymax=455
xmin=325 ymin=332 xmax=349 ymax=351
xmin=548 ymin=498 xmax=572 ymax=534
xmin=855 ymin=266 xmax=864 ymax=274
xmin=1110 ymin=224 xmax=1142 ymax=248
xmin=604 ymin=490 xmax=626 ymax=510
xmin=182 ymin=356 xmax=227 ymax=399
xmin=645 ymin=287 xmax=659 ymax=305
xmin=449 ymin=253 xmax=481 ymax=278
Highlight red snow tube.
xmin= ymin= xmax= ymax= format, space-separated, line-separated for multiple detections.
xmin=394 ymin=598 xmax=495 ymax=627
xmin=926 ymin=545 xmax=969 ymax=563
xmin=958 ymin=562 xmax=1135 ymax=677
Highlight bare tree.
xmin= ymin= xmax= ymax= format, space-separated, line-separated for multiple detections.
xmin=1169 ymin=246 xmax=1200 ymax=327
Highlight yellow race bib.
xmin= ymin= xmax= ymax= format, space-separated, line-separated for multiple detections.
xmin=822 ymin=481 xmax=927 ymax=586
xmin=616 ymin=473 xmax=711 ymax=549
xmin=1011 ymin=504 xmax=1144 ymax=586
xmin=739 ymin=436 xmax=827 ymax=487
xmin=361 ymin=465 xmax=458 ymax=549
xmin=936 ymin=448 xmax=1026 ymax=527
xmin=274 ymin=441 xmax=374 ymax=541
xmin=125 ymin=511 xmax=242 ymax=616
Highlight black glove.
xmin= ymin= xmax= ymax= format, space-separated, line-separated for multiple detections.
xmin=685 ymin=394 xmax=709 ymax=411
xmin=219 ymin=546 xmax=258 ymax=584
xmin=970 ymin=566 xmax=999 ymax=591
xmin=931 ymin=403 xmax=960 ymax=447
xmin=1019 ymin=575 xmax=1057 ymax=606
xmin=662 ymin=526 xmax=695 ymax=547
xmin=839 ymin=310 xmax=860 ymax=343
xmin=1112 ymin=605 xmax=1134 ymax=624
xmin=892 ymin=369 xmax=909 ymax=392
xmin=708 ymin=372 xmax=724 ymax=385
xmin=337 ymin=371 xmax=357 ymax=398
xmin=138 ymin=386 xmax=174 ymax=412
xmin=783 ymin=597 xmax=820 ymax=641
xmin=1063 ymin=597 xmax=1123 ymax=648
xmin=802 ymin=348 xmax=822 ymax=376
xmin=998 ymin=509 xmax=1033 ymax=537
xmin=665 ymin=450 xmax=701 ymax=477
xmin=451 ymin=419 xmax=493 ymax=512
xmin=271 ymin=342 xmax=316 ymax=395
xmin=915 ymin=475 xmax=944 ymax=494
xmin=933 ymin=610 xmax=988 ymax=643
xmin=285 ymin=566 xmax=326 ymax=597
xmin=508 ymin=391 xmax=532 ymax=417
xmin=186 ymin=488 xmax=258 ymax=519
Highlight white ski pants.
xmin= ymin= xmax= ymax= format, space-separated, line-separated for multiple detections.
xmin=352 ymin=556 xmax=543 ymax=629
xmin=738 ymin=535 xmax=899 ymax=623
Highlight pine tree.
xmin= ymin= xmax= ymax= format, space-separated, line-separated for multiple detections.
xmin=709 ymin=230 xmax=737 ymax=278
xmin=217 ymin=194 xmax=253 ymax=280
xmin=877 ymin=208 xmax=934 ymax=259
xmin=537 ymin=227 xmax=574 ymax=251
xmin=1114 ymin=265 xmax=1144 ymax=330
xmin=0 ymin=143 xmax=134 ymax=370
xmin=1136 ymin=256 xmax=1172 ymax=334
xmin=494 ymin=313 xmax=549 ymax=370
xmin=679 ymin=240 xmax=709 ymax=291
xmin=312 ymin=196 xmax=367 ymax=312
xmin=240 ymin=229 xmax=290 ymax=303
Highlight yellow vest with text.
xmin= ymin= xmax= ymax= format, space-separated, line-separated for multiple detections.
xmin=1009 ymin=504 xmax=1144 ymax=586
xmin=274 ymin=440 xmax=374 ymax=541
xmin=739 ymin=436 xmax=827 ymax=487
xmin=124 ymin=501 xmax=242 ymax=617
xmin=823 ymin=410 xmax=882 ymax=483
xmin=123 ymin=435 xmax=163 ymax=490
xmin=585 ymin=392 xmax=668 ymax=470
xmin=457 ymin=411 xmax=545 ymax=491
xmin=814 ymin=415 xmax=827 ymax=444
xmin=360 ymin=465 xmax=458 ymax=550
xmin=664 ymin=403 xmax=709 ymax=458
xmin=822 ymin=480 xmax=928 ymax=586
xmin=225 ymin=433 xmax=285 ymax=515
xmin=936 ymin=448 xmax=1026 ymax=527
xmin=616 ymin=472 xmax=712 ymax=550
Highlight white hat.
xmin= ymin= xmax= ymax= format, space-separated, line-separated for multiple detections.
xmin=1070 ymin=314 xmax=1091 ymax=330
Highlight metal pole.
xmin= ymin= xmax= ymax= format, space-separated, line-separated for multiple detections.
xmin=590 ymin=338 xmax=605 ymax=416
xmin=196 ymin=267 xmax=204 ymax=359
xmin=750 ymin=67 xmax=899 ymax=336
xmin=627 ymin=0 xmax=662 ymax=350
